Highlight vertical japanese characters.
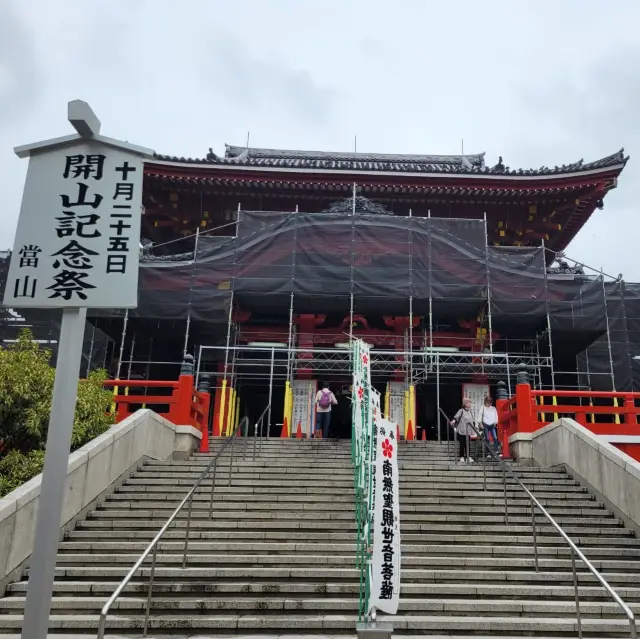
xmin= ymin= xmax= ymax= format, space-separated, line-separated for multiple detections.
xmin=370 ymin=416 xmax=401 ymax=614
xmin=5 ymin=145 xmax=143 ymax=309
xmin=351 ymin=339 xmax=401 ymax=618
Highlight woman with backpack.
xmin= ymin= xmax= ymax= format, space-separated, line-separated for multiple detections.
xmin=315 ymin=382 xmax=338 ymax=439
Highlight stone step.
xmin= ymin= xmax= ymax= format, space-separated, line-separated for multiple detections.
xmin=120 ymin=479 xmax=591 ymax=498
xmin=3 ymin=595 xmax=640 ymax=617
xmin=49 ymin=553 xmax=640 ymax=573
xmin=132 ymin=470 xmax=578 ymax=486
xmin=64 ymin=529 xmax=640 ymax=547
xmin=0 ymin=635 xmax=626 ymax=639
xmin=0 ymin=612 xmax=633 ymax=634
xmin=101 ymin=496 xmax=605 ymax=513
xmin=171 ymin=459 xmax=560 ymax=474
xmin=23 ymin=566 xmax=640 ymax=586
xmin=97 ymin=503 xmax=614 ymax=523
xmin=111 ymin=489 xmax=602 ymax=508
xmin=2 ymin=439 xmax=637 ymax=639
xmin=8 ymin=580 xmax=640 ymax=602
xmin=75 ymin=519 xmax=633 ymax=536
xmin=87 ymin=509 xmax=623 ymax=527
xmin=55 ymin=541 xmax=640 ymax=559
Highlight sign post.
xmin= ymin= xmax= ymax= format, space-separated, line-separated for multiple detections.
xmin=2 ymin=100 xmax=154 ymax=639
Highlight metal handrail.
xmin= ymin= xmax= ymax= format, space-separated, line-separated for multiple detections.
xmin=443 ymin=407 xmax=637 ymax=639
xmin=97 ymin=415 xmax=251 ymax=638
xmin=253 ymin=403 xmax=271 ymax=459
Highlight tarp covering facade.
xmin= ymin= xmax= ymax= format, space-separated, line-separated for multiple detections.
xmin=2 ymin=210 xmax=640 ymax=390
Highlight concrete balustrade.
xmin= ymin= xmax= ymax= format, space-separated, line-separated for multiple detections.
xmin=511 ymin=417 xmax=640 ymax=532
xmin=0 ymin=409 xmax=201 ymax=592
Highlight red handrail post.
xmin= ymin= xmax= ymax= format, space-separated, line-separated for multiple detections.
xmin=198 ymin=392 xmax=211 ymax=452
xmin=516 ymin=383 xmax=533 ymax=433
xmin=174 ymin=374 xmax=194 ymax=425
xmin=496 ymin=397 xmax=509 ymax=456
xmin=623 ymin=394 xmax=637 ymax=427
xmin=575 ymin=408 xmax=587 ymax=426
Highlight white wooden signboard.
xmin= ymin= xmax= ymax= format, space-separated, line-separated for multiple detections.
xmin=462 ymin=383 xmax=490 ymax=424
xmin=292 ymin=379 xmax=317 ymax=437
xmin=3 ymin=143 xmax=144 ymax=309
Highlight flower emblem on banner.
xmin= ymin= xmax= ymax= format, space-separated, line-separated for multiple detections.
xmin=357 ymin=386 xmax=364 ymax=400
xmin=382 ymin=439 xmax=393 ymax=458
xmin=362 ymin=354 xmax=369 ymax=365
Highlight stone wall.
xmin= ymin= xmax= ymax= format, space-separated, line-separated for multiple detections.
xmin=514 ymin=418 xmax=640 ymax=532
xmin=0 ymin=409 xmax=201 ymax=591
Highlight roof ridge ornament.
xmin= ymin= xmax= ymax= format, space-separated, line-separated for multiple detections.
xmin=323 ymin=195 xmax=393 ymax=216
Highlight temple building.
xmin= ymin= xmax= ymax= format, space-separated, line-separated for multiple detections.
xmin=1 ymin=144 xmax=637 ymax=439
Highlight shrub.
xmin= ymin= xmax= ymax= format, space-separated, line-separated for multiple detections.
xmin=0 ymin=449 xmax=45 ymax=497
xmin=0 ymin=328 xmax=115 ymax=497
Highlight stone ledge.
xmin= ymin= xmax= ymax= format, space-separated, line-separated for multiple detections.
xmin=0 ymin=409 xmax=202 ymax=590
xmin=530 ymin=417 xmax=640 ymax=532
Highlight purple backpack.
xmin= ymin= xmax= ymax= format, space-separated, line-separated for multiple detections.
xmin=319 ymin=389 xmax=332 ymax=409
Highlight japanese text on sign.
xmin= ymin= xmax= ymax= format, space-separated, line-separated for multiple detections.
xmin=4 ymin=143 xmax=144 ymax=309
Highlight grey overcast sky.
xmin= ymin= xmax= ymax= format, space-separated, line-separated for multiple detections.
xmin=1 ymin=0 xmax=638 ymax=278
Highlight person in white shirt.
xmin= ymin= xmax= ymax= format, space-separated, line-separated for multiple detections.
xmin=481 ymin=395 xmax=501 ymax=457
xmin=315 ymin=382 xmax=338 ymax=439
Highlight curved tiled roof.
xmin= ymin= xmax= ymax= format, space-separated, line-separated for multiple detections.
xmin=153 ymin=145 xmax=628 ymax=177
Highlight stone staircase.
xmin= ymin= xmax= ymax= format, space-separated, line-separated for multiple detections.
xmin=1 ymin=438 xmax=639 ymax=637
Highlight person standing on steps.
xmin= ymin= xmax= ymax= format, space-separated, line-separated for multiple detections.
xmin=315 ymin=382 xmax=338 ymax=439
xmin=481 ymin=395 xmax=501 ymax=457
xmin=451 ymin=397 xmax=475 ymax=463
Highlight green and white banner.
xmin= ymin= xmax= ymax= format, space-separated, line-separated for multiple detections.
xmin=350 ymin=339 xmax=401 ymax=619
xmin=369 ymin=416 xmax=401 ymax=614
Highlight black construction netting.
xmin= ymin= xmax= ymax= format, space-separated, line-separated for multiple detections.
xmin=2 ymin=211 xmax=640 ymax=390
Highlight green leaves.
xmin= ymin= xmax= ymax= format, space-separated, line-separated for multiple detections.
xmin=0 ymin=328 xmax=115 ymax=497
xmin=0 ymin=449 xmax=45 ymax=497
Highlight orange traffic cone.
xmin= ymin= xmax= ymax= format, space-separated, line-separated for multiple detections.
xmin=421 ymin=428 xmax=427 ymax=441
xmin=407 ymin=420 xmax=414 ymax=441
xmin=280 ymin=416 xmax=289 ymax=438
xmin=296 ymin=421 xmax=303 ymax=439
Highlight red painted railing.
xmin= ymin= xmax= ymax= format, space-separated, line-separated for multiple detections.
xmin=497 ymin=384 xmax=640 ymax=459
xmin=104 ymin=374 xmax=210 ymax=452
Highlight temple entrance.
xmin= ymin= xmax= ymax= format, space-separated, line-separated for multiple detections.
xmin=329 ymin=395 xmax=352 ymax=439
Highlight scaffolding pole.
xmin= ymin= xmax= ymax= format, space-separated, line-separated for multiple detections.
xmin=427 ymin=210 xmax=433 ymax=350
xmin=85 ymin=323 xmax=96 ymax=378
xmin=483 ymin=211 xmax=494 ymax=355
xmin=267 ymin=347 xmax=275 ymax=437
xmin=286 ymin=205 xmax=299 ymax=383
xmin=436 ymin=352 xmax=441 ymax=443
xmin=126 ymin=333 xmax=135 ymax=380
xmin=601 ymin=269 xmax=616 ymax=391
xmin=541 ymin=240 xmax=555 ymax=390
xmin=115 ymin=309 xmax=129 ymax=381
xmin=220 ymin=204 xmax=241 ymax=436
xmin=618 ymin=277 xmax=634 ymax=391
xmin=577 ymin=283 xmax=592 ymax=390
xmin=183 ymin=227 xmax=200 ymax=357
xmin=408 ymin=208 xmax=414 ymax=386
xmin=349 ymin=183 xmax=357 ymax=339
xmin=146 ymin=337 xmax=154 ymax=383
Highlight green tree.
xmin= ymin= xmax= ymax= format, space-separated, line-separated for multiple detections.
xmin=0 ymin=328 xmax=115 ymax=496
